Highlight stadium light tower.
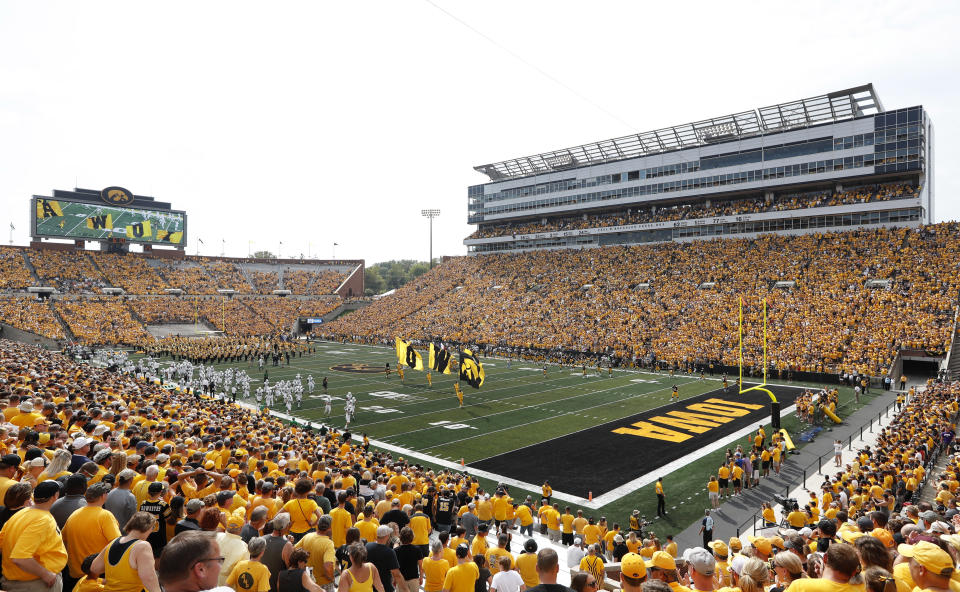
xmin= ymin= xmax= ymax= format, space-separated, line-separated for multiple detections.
xmin=421 ymin=209 xmax=440 ymax=268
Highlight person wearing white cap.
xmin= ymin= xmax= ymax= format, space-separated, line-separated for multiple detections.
xmin=68 ymin=436 xmax=95 ymax=473
xmin=682 ymin=548 xmax=716 ymax=592
xmin=566 ymin=537 xmax=585 ymax=568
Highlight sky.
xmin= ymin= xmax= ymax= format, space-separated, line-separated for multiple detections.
xmin=1 ymin=1 xmax=958 ymax=265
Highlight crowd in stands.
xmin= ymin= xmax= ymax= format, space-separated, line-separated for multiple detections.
xmin=91 ymin=253 xmax=170 ymax=294
xmin=249 ymin=270 xmax=280 ymax=294
xmin=156 ymin=262 xmax=222 ymax=295
xmin=56 ymin=298 xmax=151 ymax=345
xmin=194 ymin=259 xmax=252 ymax=293
xmin=284 ymin=269 xmax=314 ymax=294
xmin=311 ymin=270 xmax=350 ymax=295
xmin=3 ymin=249 xmax=351 ymax=299
xmin=128 ymin=297 xmax=203 ymax=325
xmin=194 ymin=298 xmax=276 ymax=337
xmin=29 ymin=249 xmax=108 ymax=294
xmin=0 ymin=338 xmax=959 ymax=592
xmin=0 ymin=296 xmax=65 ymax=339
xmin=0 ymin=248 xmax=33 ymax=292
xmin=326 ymin=223 xmax=959 ymax=377
xmin=469 ymin=183 xmax=921 ymax=240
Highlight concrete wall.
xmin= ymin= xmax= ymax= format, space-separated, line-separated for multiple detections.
xmin=0 ymin=323 xmax=60 ymax=349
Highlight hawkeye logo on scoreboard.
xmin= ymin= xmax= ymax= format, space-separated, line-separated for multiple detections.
xmin=330 ymin=363 xmax=384 ymax=374
xmin=100 ymin=186 xmax=135 ymax=206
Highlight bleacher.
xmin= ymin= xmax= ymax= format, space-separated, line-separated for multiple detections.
xmin=326 ymin=223 xmax=960 ymax=378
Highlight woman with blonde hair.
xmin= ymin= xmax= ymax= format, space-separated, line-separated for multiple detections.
xmin=39 ymin=448 xmax=71 ymax=482
xmin=626 ymin=531 xmax=641 ymax=554
xmin=734 ymin=557 xmax=770 ymax=592
xmin=770 ymin=551 xmax=805 ymax=592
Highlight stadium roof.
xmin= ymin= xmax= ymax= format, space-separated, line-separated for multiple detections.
xmin=474 ymin=84 xmax=884 ymax=181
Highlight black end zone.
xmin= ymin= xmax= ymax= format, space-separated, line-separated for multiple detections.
xmin=470 ymin=383 xmax=801 ymax=498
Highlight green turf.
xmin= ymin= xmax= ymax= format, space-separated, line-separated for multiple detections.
xmin=158 ymin=340 xmax=877 ymax=537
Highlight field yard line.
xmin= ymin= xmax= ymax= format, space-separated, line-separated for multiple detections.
xmin=260 ymin=396 xmax=801 ymax=510
xmin=586 ymin=399 xmax=802 ymax=507
xmin=416 ymin=381 xmax=685 ymax=447
xmin=450 ymin=380 xmax=806 ymax=458
xmin=284 ymin=361 xmax=584 ymax=402
xmin=283 ymin=369 xmax=617 ymax=418
xmin=361 ymin=375 xmax=701 ymax=433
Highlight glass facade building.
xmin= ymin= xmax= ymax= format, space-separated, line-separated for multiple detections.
xmin=465 ymin=85 xmax=933 ymax=254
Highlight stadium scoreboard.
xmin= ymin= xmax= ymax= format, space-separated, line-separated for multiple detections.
xmin=31 ymin=187 xmax=187 ymax=248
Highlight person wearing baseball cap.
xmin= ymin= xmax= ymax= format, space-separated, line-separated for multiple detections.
xmin=899 ymin=541 xmax=955 ymax=587
xmin=0 ymin=480 xmax=66 ymax=589
xmin=649 ymin=550 xmax=691 ymax=591
xmin=708 ymin=541 xmax=731 ymax=586
xmin=216 ymin=512 xmax=249 ymax=586
xmin=619 ymin=552 xmax=648 ymax=591
xmin=0 ymin=453 xmax=22 ymax=504
xmin=747 ymin=536 xmax=772 ymax=561
xmin=683 ymin=547 xmax=716 ymax=592
xmin=68 ymin=436 xmax=95 ymax=472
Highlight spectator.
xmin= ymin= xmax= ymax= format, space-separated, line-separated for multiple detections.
xmin=157 ymin=530 xmax=225 ymax=592
xmin=91 ymin=511 xmax=161 ymax=592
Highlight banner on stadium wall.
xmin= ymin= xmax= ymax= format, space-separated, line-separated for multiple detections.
xmin=306 ymin=318 xmax=324 ymax=324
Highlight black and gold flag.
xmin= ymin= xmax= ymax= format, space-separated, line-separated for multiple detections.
xmin=459 ymin=349 xmax=485 ymax=389
xmin=395 ymin=337 xmax=424 ymax=371
xmin=429 ymin=343 xmax=452 ymax=374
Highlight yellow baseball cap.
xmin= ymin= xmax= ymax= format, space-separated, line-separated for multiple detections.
xmin=841 ymin=530 xmax=865 ymax=543
xmin=872 ymin=528 xmax=895 ymax=548
xmin=728 ymin=537 xmax=742 ymax=552
xmin=747 ymin=536 xmax=772 ymax=555
xmin=226 ymin=513 xmax=245 ymax=529
xmin=898 ymin=541 xmax=954 ymax=576
xmin=708 ymin=540 xmax=729 ymax=557
xmin=621 ymin=553 xmax=647 ymax=578
xmin=651 ymin=551 xmax=676 ymax=570
xmin=770 ymin=536 xmax=785 ymax=550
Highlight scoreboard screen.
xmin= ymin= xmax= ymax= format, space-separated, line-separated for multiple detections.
xmin=32 ymin=198 xmax=187 ymax=246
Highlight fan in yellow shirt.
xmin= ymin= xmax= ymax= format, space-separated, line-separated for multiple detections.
xmin=423 ymin=542 xmax=451 ymax=592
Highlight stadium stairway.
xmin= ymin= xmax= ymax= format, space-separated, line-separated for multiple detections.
xmin=47 ymin=300 xmax=74 ymax=341
xmin=277 ymin=267 xmax=285 ymax=290
xmin=917 ymin=450 xmax=952 ymax=507
xmin=19 ymin=250 xmax=41 ymax=284
xmin=237 ymin=265 xmax=256 ymax=291
xmin=947 ymin=327 xmax=960 ymax=379
xmin=669 ymin=387 xmax=902 ymax=552
xmin=304 ymin=268 xmax=320 ymax=293
xmin=125 ymin=302 xmax=147 ymax=326
xmin=84 ymin=253 xmax=114 ymax=288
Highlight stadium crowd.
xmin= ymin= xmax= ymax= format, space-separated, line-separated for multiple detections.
xmin=0 ymin=338 xmax=957 ymax=592
xmin=0 ymin=297 xmax=65 ymax=340
xmin=0 ymin=248 xmax=33 ymax=293
xmin=28 ymin=249 xmax=108 ymax=294
xmin=326 ymin=223 xmax=959 ymax=377
xmin=468 ymin=183 xmax=920 ymax=240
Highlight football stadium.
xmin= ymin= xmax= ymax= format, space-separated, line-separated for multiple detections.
xmin=1 ymin=5 xmax=959 ymax=590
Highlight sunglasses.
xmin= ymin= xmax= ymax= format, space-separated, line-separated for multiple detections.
xmin=586 ymin=581 xmax=598 ymax=588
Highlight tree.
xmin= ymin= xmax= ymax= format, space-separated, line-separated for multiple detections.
xmin=364 ymin=259 xmax=438 ymax=294
xmin=250 ymin=250 xmax=275 ymax=259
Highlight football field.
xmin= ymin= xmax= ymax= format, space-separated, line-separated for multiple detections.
xmin=173 ymin=340 xmax=868 ymax=533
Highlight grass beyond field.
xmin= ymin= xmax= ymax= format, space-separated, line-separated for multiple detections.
xmin=157 ymin=340 xmax=873 ymax=537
